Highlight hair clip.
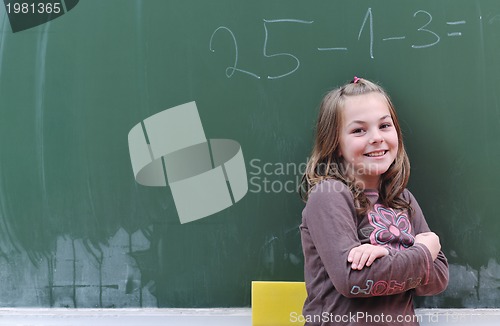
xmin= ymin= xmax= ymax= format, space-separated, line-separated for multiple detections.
xmin=352 ymin=76 xmax=361 ymax=84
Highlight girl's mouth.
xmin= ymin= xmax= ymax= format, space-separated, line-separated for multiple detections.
xmin=364 ymin=150 xmax=387 ymax=157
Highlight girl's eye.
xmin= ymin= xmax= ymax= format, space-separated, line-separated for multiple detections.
xmin=352 ymin=128 xmax=365 ymax=134
xmin=380 ymin=123 xmax=392 ymax=129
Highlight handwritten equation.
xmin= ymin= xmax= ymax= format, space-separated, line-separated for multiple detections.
xmin=209 ymin=8 xmax=468 ymax=80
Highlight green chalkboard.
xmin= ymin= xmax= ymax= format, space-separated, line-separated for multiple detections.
xmin=0 ymin=0 xmax=500 ymax=308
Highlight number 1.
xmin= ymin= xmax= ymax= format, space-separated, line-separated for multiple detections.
xmin=358 ymin=8 xmax=374 ymax=59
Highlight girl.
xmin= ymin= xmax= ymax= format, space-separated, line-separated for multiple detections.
xmin=299 ymin=77 xmax=448 ymax=325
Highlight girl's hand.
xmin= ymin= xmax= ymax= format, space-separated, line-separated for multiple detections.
xmin=347 ymin=244 xmax=389 ymax=270
xmin=415 ymin=232 xmax=441 ymax=261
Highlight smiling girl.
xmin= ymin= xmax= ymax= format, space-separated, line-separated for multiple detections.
xmin=299 ymin=77 xmax=448 ymax=325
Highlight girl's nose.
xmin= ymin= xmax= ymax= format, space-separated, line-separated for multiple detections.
xmin=369 ymin=130 xmax=384 ymax=144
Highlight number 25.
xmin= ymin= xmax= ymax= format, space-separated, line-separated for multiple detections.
xmin=210 ymin=19 xmax=313 ymax=80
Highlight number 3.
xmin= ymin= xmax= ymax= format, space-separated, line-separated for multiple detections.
xmin=412 ymin=10 xmax=440 ymax=49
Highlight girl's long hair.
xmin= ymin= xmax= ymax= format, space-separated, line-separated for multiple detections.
xmin=299 ymin=78 xmax=412 ymax=217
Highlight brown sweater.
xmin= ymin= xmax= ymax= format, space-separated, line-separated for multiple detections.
xmin=300 ymin=179 xmax=449 ymax=325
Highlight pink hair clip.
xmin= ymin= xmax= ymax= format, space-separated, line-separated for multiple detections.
xmin=352 ymin=76 xmax=361 ymax=84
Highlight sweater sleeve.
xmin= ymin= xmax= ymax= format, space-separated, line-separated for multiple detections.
xmin=404 ymin=189 xmax=449 ymax=296
xmin=303 ymin=180 xmax=440 ymax=298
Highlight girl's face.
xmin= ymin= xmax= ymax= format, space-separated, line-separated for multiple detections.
xmin=338 ymin=92 xmax=399 ymax=190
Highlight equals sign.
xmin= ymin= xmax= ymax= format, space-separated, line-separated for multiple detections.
xmin=446 ymin=20 xmax=466 ymax=37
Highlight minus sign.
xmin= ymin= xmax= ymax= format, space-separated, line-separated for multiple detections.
xmin=318 ymin=47 xmax=348 ymax=51
xmin=382 ymin=36 xmax=406 ymax=41
xmin=446 ymin=21 xmax=466 ymax=25
xmin=448 ymin=32 xmax=462 ymax=37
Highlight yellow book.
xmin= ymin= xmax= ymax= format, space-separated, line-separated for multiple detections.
xmin=252 ymin=281 xmax=307 ymax=326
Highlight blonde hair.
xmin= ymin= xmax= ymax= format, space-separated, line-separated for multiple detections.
xmin=299 ymin=78 xmax=411 ymax=217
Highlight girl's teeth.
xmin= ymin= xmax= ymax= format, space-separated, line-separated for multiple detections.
xmin=366 ymin=151 xmax=385 ymax=157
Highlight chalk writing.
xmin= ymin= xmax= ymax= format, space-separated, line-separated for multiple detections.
xmin=263 ymin=19 xmax=314 ymax=79
xmin=210 ymin=8 xmax=468 ymax=79
xmin=412 ymin=10 xmax=440 ymax=49
xmin=358 ymin=8 xmax=374 ymax=59
xmin=383 ymin=36 xmax=406 ymax=42
xmin=209 ymin=26 xmax=261 ymax=79
xmin=446 ymin=20 xmax=467 ymax=37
